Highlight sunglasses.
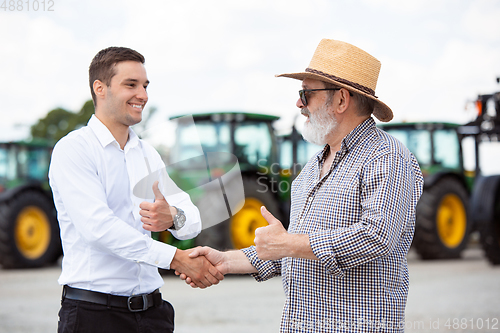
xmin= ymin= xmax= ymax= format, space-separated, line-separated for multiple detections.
xmin=298 ymin=88 xmax=340 ymax=107
xmin=299 ymin=88 xmax=353 ymax=106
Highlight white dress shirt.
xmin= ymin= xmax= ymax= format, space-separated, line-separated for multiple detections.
xmin=49 ymin=115 xmax=201 ymax=296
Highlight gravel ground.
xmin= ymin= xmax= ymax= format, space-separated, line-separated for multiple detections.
xmin=0 ymin=246 xmax=499 ymax=333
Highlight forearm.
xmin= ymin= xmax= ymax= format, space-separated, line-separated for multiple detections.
xmin=287 ymin=234 xmax=318 ymax=260
xmin=255 ymin=231 xmax=318 ymax=261
xmin=224 ymin=250 xmax=258 ymax=274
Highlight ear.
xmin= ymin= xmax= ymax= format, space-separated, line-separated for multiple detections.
xmin=93 ymin=80 xmax=106 ymax=99
xmin=336 ymin=88 xmax=351 ymax=115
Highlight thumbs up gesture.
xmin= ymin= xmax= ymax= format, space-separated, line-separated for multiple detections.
xmin=254 ymin=206 xmax=290 ymax=261
xmin=139 ymin=181 xmax=177 ymax=232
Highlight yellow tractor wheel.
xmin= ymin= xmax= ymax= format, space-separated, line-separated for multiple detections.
xmin=230 ymin=197 xmax=269 ymax=249
xmin=0 ymin=191 xmax=61 ymax=268
xmin=414 ymin=178 xmax=470 ymax=259
xmin=194 ymin=177 xmax=282 ymax=250
xmin=14 ymin=206 xmax=51 ymax=260
xmin=436 ymin=194 xmax=467 ymax=249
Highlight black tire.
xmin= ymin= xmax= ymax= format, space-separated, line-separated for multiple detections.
xmin=195 ymin=177 xmax=281 ymax=251
xmin=471 ymin=175 xmax=500 ymax=265
xmin=0 ymin=190 xmax=61 ymax=268
xmin=413 ymin=177 xmax=471 ymax=259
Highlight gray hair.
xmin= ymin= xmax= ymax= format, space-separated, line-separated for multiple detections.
xmin=323 ymin=82 xmax=374 ymax=117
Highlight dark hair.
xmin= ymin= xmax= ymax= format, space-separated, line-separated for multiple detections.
xmin=323 ymin=81 xmax=374 ymax=117
xmin=88 ymin=47 xmax=145 ymax=106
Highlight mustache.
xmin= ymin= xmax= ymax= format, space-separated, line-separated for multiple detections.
xmin=301 ymin=108 xmax=310 ymax=117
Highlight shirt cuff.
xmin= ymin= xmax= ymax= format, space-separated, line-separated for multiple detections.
xmin=145 ymin=240 xmax=177 ymax=269
xmin=309 ymin=231 xmax=344 ymax=277
xmin=242 ymin=246 xmax=281 ymax=282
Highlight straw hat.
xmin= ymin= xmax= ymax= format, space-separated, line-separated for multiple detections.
xmin=277 ymin=39 xmax=393 ymax=122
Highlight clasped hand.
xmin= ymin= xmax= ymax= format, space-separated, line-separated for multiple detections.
xmin=170 ymin=248 xmax=225 ymax=289
xmin=176 ymin=206 xmax=291 ymax=288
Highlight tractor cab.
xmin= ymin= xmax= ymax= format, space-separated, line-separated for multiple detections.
xmin=379 ymin=122 xmax=468 ymax=187
xmin=0 ymin=140 xmax=52 ymax=193
xmin=169 ymin=112 xmax=279 ymax=174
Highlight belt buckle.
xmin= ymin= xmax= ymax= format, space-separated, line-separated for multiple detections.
xmin=127 ymin=294 xmax=148 ymax=312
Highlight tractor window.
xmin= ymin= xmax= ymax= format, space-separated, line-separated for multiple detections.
xmin=173 ymin=121 xmax=231 ymax=163
xmin=234 ymin=122 xmax=272 ymax=166
xmin=279 ymin=137 xmax=322 ymax=172
xmin=386 ymin=129 xmax=432 ymax=166
xmin=0 ymin=146 xmax=19 ymax=181
xmin=0 ymin=147 xmax=8 ymax=179
xmin=296 ymin=140 xmax=323 ymax=168
xmin=26 ymin=148 xmax=50 ymax=180
xmin=433 ymin=129 xmax=460 ymax=169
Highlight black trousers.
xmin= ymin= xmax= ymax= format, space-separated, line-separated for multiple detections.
xmin=58 ymin=297 xmax=175 ymax=333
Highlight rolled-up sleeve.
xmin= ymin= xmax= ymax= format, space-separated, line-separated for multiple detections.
xmin=242 ymin=246 xmax=282 ymax=282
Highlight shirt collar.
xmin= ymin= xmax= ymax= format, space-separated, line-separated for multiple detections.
xmin=316 ymin=117 xmax=376 ymax=162
xmin=88 ymin=115 xmax=140 ymax=150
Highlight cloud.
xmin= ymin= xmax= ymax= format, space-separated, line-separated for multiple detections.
xmin=1 ymin=0 xmax=500 ymax=143
xmin=463 ymin=0 xmax=500 ymax=43
xmin=0 ymin=13 xmax=90 ymax=129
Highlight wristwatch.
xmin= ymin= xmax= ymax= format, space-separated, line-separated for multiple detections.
xmin=170 ymin=207 xmax=186 ymax=230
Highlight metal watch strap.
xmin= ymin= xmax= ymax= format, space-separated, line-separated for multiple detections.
xmin=171 ymin=206 xmax=185 ymax=230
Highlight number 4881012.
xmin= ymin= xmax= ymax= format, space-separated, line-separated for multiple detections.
xmin=444 ymin=318 xmax=499 ymax=330
xmin=1 ymin=0 xmax=55 ymax=11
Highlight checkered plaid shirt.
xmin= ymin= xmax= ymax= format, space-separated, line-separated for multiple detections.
xmin=243 ymin=117 xmax=423 ymax=332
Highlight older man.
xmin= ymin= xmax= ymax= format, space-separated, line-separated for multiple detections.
xmin=182 ymin=39 xmax=423 ymax=332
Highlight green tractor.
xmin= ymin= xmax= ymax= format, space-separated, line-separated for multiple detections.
xmin=378 ymin=122 xmax=473 ymax=259
xmin=379 ymin=85 xmax=500 ymax=263
xmin=0 ymin=140 xmax=62 ymax=268
xmin=157 ymin=112 xmax=320 ymax=251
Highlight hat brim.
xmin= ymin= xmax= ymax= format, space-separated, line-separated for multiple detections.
xmin=277 ymin=72 xmax=393 ymax=122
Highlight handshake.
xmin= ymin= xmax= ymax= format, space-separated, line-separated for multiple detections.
xmin=170 ymin=206 xmax=299 ymax=288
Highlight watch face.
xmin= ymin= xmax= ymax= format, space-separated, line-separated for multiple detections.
xmin=175 ymin=210 xmax=186 ymax=229
xmin=178 ymin=215 xmax=186 ymax=227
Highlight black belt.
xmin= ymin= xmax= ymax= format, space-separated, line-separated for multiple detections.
xmin=62 ymin=285 xmax=162 ymax=312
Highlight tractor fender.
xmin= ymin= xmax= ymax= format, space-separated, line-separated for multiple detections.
xmin=424 ymin=171 xmax=467 ymax=190
xmin=0 ymin=182 xmax=53 ymax=205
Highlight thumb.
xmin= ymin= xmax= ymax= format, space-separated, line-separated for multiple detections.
xmin=261 ymin=206 xmax=280 ymax=225
xmin=152 ymin=181 xmax=165 ymax=201
xmin=188 ymin=246 xmax=210 ymax=258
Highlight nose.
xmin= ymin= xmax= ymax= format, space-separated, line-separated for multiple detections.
xmin=137 ymin=86 xmax=148 ymax=102
xmin=296 ymin=97 xmax=305 ymax=109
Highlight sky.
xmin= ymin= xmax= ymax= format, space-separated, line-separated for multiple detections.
xmin=1 ymin=0 xmax=500 ymax=143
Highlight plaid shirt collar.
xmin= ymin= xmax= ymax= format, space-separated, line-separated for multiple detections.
xmin=317 ymin=117 xmax=376 ymax=162
xmin=316 ymin=116 xmax=376 ymax=175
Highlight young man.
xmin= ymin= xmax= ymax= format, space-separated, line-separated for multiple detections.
xmin=49 ymin=47 xmax=223 ymax=333
xmin=181 ymin=39 xmax=424 ymax=332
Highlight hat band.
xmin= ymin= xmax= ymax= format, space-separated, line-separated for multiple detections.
xmin=305 ymin=68 xmax=377 ymax=98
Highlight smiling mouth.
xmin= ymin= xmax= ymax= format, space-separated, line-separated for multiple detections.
xmin=128 ymin=103 xmax=144 ymax=110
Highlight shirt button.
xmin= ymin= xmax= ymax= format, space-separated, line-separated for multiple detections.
xmin=155 ymin=260 xmax=159 ymax=264
xmin=308 ymin=197 xmax=313 ymax=202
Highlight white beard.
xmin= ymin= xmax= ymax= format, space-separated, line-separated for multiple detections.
xmin=301 ymin=105 xmax=338 ymax=145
